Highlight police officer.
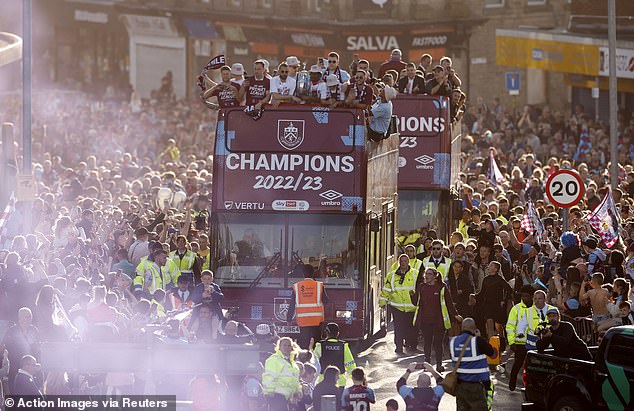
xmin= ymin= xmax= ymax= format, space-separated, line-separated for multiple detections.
xmin=505 ymin=285 xmax=534 ymax=391
xmin=421 ymin=240 xmax=452 ymax=283
xmin=313 ymin=322 xmax=356 ymax=387
xmin=450 ymin=318 xmax=497 ymax=411
xmin=287 ymin=264 xmax=328 ymax=349
xmin=525 ymin=290 xmax=555 ymax=351
xmin=380 ymin=254 xmax=419 ymax=354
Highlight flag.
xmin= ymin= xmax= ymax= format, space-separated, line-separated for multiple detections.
xmin=204 ymin=54 xmax=225 ymax=70
xmin=0 ymin=193 xmax=16 ymax=247
xmin=586 ymin=189 xmax=620 ymax=248
xmin=489 ymin=151 xmax=506 ymax=186
xmin=521 ymin=201 xmax=544 ymax=240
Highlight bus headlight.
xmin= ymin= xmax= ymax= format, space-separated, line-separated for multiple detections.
xmin=336 ymin=310 xmax=353 ymax=319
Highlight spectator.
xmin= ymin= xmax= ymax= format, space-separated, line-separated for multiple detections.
xmin=536 ymin=307 xmax=592 ymax=361
xmin=397 ymin=361 xmax=445 ymax=410
xmin=341 ymin=367 xmax=375 ymax=411
xmin=579 ymin=273 xmax=611 ymax=324
xmin=12 ymin=355 xmax=43 ymax=396
xmin=378 ymin=49 xmax=407 ymax=78
xmin=312 ymin=366 xmax=343 ymax=411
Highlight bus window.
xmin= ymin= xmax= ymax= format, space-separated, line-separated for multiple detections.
xmin=398 ymin=190 xmax=449 ymax=240
xmin=387 ymin=211 xmax=395 ymax=259
xmin=369 ymin=229 xmax=376 ymax=269
xmin=290 ymin=214 xmax=361 ymax=288
xmin=214 ymin=213 xmax=285 ymax=286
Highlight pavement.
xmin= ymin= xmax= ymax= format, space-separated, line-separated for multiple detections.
xmin=351 ymin=328 xmax=524 ymax=410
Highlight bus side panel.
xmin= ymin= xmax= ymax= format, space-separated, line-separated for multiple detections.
xmin=366 ymin=134 xmax=398 ymax=336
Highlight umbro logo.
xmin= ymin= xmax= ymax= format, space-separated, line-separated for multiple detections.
xmin=319 ymin=190 xmax=343 ymax=201
xmin=415 ymin=155 xmax=435 ymax=165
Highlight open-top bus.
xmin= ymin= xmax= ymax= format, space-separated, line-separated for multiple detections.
xmin=210 ymin=105 xmax=398 ymax=339
xmin=393 ymin=95 xmax=461 ymax=246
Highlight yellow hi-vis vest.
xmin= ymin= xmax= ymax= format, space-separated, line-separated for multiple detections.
xmin=136 ymin=257 xmax=177 ymax=288
xmin=422 ymin=256 xmax=452 ymax=282
xmin=506 ymin=301 xmax=530 ymax=345
xmin=379 ymin=267 xmax=418 ymax=312
xmin=262 ymin=350 xmax=302 ymax=400
xmin=390 ymin=257 xmax=423 ymax=273
xmin=133 ymin=262 xmax=165 ymax=294
xmin=169 ymin=249 xmax=196 ymax=275
xmin=413 ymin=287 xmax=452 ymax=329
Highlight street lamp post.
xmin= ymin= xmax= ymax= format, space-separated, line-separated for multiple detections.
xmin=22 ymin=0 xmax=32 ymax=176
xmin=608 ymin=0 xmax=617 ymax=191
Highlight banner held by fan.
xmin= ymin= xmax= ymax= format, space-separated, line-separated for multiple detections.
xmin=585 ymin=188 xmax=620 ymax=248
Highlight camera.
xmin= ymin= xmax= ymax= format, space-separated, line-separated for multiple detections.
xmin=535 ymin=321 xmax=552 ymax=337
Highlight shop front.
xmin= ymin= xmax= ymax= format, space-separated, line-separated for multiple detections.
xmin=496 ymin=28 xmax=634 ymax=119
xmin=121 ymin=14 xmax=186 ymax=99
xmin=39 ymin=1 xmax=128 ymax=92
xmin=182 ymin=17 xmax=225 ymax=97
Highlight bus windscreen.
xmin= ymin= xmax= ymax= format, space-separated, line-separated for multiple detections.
xmin=213 ymin=213 xmax=361 ymax=288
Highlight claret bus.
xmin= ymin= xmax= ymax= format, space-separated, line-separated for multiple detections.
xmin=392 ymin=95 xmax=461 ymax=245
xmin=210 ymin=105 xmax=398 ymax=339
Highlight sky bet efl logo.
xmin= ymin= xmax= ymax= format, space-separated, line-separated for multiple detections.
xmin=277 ymin=120 xmax=305 ymax=150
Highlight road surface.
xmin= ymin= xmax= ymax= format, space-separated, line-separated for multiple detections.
xmin=351 ymin=328 xmax=522 ymax=410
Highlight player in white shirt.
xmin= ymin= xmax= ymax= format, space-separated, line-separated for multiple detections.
xmin=301 ymin=65 xmax=328 ymax=104
xmin=270 ymin=63 xmax=302 ymax=107
xmin=324 ymin=74 xmax=346 ymax=108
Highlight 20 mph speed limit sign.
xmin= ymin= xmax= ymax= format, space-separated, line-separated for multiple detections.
xmin=545 ymin=170 xmax=585 ymax=208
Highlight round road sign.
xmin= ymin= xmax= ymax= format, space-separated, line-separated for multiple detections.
xmin=545 ymin=170 xmax=585 ymax=208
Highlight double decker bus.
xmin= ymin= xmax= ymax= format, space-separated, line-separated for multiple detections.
xmin=210 ymin=105 xmax=398 ymax=339
xmin=392 ymin=95 xmax=461 ymax=245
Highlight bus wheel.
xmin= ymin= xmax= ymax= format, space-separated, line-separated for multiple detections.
xmin=551 ymin=396 xmax=587 ymax=411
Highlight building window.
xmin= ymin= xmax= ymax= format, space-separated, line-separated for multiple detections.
xmin=261 ymin=0 xmax=273 ymax=8
xmin=485 ymin=0 xmax=504 ymax=7
xmin=527 ymin=0 xmax=546 ymax=5
xmin=231 ymin=0 xmax=241 ymax=7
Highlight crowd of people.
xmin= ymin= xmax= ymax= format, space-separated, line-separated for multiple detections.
xmin=0 ymin=44 xmax=632 ymax=411
xmin=198 ymin=49 xmax=466 ymax=139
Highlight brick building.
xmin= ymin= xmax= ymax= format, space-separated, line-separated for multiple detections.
xmin=2 ymin=0 xmax=632 ymax=117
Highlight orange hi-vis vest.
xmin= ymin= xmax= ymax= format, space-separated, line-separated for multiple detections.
xmin=292 ymin=279 xmax=325 ymax=327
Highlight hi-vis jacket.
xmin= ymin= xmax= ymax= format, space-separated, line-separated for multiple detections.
xmin=133 ymin=262 xmax=166 ymax=295
xmin=292 ymin=279 xmax=325 ymax=327
xmin=136 ymin=256 xmax=178 ymax=288
xmin=389 ymin=257 xmax=423 ymax=273
xmin=422 ymin=256 xmax=452 ymax=281
xmin=379 ymin=267 xmax=418 ymax=312
xmin=169 ymin=249 xmax=196 ymax=276
xmin=262 ymin=350 xmax=302 ymax=400
xmin=506 ymin=301 xmax=530 ymax=345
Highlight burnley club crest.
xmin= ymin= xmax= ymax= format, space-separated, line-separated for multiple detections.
xmin=277 ymin=120 xmax=305 ymax=150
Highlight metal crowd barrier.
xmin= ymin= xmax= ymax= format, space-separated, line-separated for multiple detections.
xmin=561 ymin=314 xmax=599 ymax=346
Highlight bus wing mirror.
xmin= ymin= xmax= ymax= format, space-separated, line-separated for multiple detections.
xmin=370 ymin=219 xmax=380 ymax=232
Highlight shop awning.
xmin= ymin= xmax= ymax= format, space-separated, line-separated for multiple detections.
xmin=182 ymin=17 xmax=219 ymax=39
